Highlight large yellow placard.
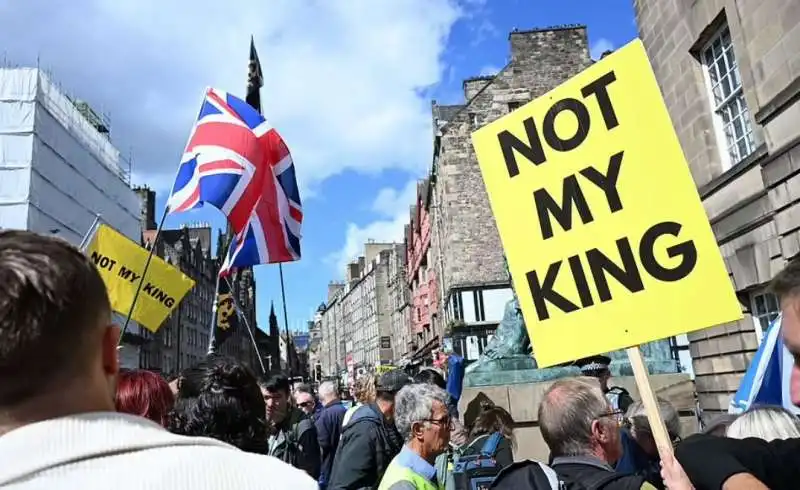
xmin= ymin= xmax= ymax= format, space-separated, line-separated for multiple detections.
xmin=471 ymin=39 xmax=742 ymax=367
xmin=86 ymin=224 xmax=195 ymax=332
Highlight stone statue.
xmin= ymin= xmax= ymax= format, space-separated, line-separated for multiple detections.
xmin=465 ymin=256 xmax=536 ymax=376
xmin=462 ymin=257 xmax=679 ymax=387
xmin=475 ymin=294 xmax=532 ymax=362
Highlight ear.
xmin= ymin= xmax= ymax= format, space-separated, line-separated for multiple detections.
xmin=590 ymin=419 xmax=602 ymax=439
xmin=102 ymin=323 xmax=121 ymax=376
xmin=591 ymin=419 xmax=610 ymax=443
xmin=411 ymin=420 xmax=425 ymax=440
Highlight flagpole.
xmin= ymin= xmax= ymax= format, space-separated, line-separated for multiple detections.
xmin=279 ymin=263 xmax=293 ymax=379
xmin=79 ymin=213 xmax=102 ymax=251
xmin=224 ymin=275 xmax=267 ymax=374
xmin=118 ymin=207 xmax=169 ymax=345
xmin=207 ymin=269 xmax=223 ymax=355
xmin=119 ymin=88 xmax=211 ymax=347
xmin=207 ymin=237 xmax=233 ymax=355
xmin=245 ymin=36 xmax=293 ymax=378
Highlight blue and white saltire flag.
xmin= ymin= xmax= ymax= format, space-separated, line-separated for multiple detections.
xmin=729 ymin=314 xmax=800 ymax=415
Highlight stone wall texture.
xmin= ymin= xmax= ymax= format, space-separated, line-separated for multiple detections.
xmin=431 ymin=26 xmax=592 ymax=308
xmin=635 ymin=0 xmax=800 ymax=412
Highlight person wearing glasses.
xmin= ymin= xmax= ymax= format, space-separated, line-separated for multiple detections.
xmin=379 ymin=383 xmax=452 ymax=490
xmin=518 ymin=378 xmax=657 ymax=490
xmin=295 ymin=386 xmax=321 ymax=420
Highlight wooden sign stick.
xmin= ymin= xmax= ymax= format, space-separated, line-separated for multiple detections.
xmin=626 ymin=345 xmax=674 ymax=459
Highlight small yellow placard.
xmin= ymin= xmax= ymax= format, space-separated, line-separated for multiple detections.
xmin=86 ymin=224 xmax=195 ymax=332
xmin=471 ymin=39 xmax=742 ymax=367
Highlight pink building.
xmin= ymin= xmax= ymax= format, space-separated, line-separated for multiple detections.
xmin=405 ymin=179 xmax=439 ymax=361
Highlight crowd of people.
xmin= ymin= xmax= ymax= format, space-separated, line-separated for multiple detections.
xmin=5 ymin=227 xmax=800 ymax=489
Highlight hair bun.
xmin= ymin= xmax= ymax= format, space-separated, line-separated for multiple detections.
xmin=202 ymin=368 xmax=231 ymax=394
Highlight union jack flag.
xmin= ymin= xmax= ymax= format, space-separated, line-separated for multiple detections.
xmin=167 ymin=87 xmax=302 ymax=272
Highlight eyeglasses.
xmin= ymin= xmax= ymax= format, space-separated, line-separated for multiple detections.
xmin=298 ymin=401 xmax=315 ymax=408
xmin=424 ymin=416 xmax=454 ymax=430
xmin=596 ymin=410 xmax=625 ymax=426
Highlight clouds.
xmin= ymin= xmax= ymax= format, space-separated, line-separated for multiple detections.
xmin=331 ymin=179 xmax=418 ymax=273
xmin=0 ymin=0 xmax=466 ymax=195
xmin=590 ymin=37 xmax=615 ymax=60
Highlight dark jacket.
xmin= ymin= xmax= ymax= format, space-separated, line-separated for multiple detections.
xmin=327 ymin=403 xmax=403 ymax=490
xmin=268 ymin=407 xmax=322 ymax=479
xmin=614 ymin=430 xmax=663 ymax=489
xmin=675 ymin=433 xmax=800 ymax=490
xmin=316 ymin=400 xmax=348 ymax=486
xmin=491 ymin=456 xmax=649 ymax=490
xmin=551 ymin=455 xmax=648 ymax=490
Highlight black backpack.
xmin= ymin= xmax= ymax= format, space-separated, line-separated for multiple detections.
xmin=489 ymin=460 xmax=561 ymax=490
xmin=552 ymin=462 xmax=645 ymax=490
xmin=490 ymin=460 xmax=641 ymax=490
xmin=280 ymin=413 xmax=314 ymax=466
xmin=452 ymin=433 xmax=549 ymax=490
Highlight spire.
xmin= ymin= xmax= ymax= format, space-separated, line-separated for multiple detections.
xmin=268 ymin=301 xmax=280 ymax=338
xmin=246 ymin=35 xmax=263 ymax=113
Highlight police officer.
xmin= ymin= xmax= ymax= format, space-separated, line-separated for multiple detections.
xmin=575 ymin=355 xmax=634 ymax=413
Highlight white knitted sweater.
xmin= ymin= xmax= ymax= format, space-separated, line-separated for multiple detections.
xmin=0 ymin=412 xmax=318 ymax=489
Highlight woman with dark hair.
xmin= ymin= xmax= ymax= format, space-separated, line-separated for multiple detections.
xmin=460 ymin=406 xmax=516 ymax=468
xmin=115 ymin=370 xmax=175 ymax=427
xmin=167 ymin=355 xmax=269 ymax=454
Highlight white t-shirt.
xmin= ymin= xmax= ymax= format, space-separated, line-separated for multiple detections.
xmin=342 ymin=403 xmax=363 ymax=427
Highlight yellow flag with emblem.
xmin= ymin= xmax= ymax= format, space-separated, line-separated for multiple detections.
xmin=86 ymin=224 xmax=195 ymax=332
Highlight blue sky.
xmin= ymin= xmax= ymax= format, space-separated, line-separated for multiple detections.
xmin=1 ymin=1 xmax=638 ymax=334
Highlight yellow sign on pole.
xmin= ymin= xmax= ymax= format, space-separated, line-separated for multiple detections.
xmin=471 ymin=39 xmax=742 ymax=368
xmin=86 ymin=224 xmax=195 ymax=332
xmin=376 ymin=365 xmax=397 ymax=375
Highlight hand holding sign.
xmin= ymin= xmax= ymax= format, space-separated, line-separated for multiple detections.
xmin=471 ymin=39 xmax=742 ymax=459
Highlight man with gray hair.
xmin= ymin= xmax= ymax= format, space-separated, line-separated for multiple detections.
xmin=379 ymin=383 xmax=451 ymax=490
xmin=538 ymin=378 xmax=656 ymax=490
xmin=316 ymin=381 xmax=347 ymax=490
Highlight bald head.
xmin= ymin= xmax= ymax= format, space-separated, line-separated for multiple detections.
xmin=539 ymin=377 xmax=610 ymax=457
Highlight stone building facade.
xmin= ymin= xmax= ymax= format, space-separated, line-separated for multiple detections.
xmin=635 ymin=0 xmax=800 ymax=412
xmin=317 ymin=243 xmax=398 ymax=379
xmin=319 ymin=282 xmax=345 ymax=377
xmin=307 ymin=314 xmax=324 ymax=382
xmin=387 ymin=242 xmax=411 ymax=361
xmin=428 ymin=26 xmax=592 ymax=361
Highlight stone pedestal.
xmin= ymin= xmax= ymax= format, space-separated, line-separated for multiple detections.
xmin=458 ymin=373 xmax=697 ymax=462
xmin=463 ymin=340 xmax=680 ymax=388
xmin=463 ymin=356 xmax=580 ymax=388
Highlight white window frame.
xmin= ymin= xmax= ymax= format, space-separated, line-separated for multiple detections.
xmin=699 ymin=23 xmax=756 ymax=171
xmin=751 ymin=290 xmax=780 ymax=343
